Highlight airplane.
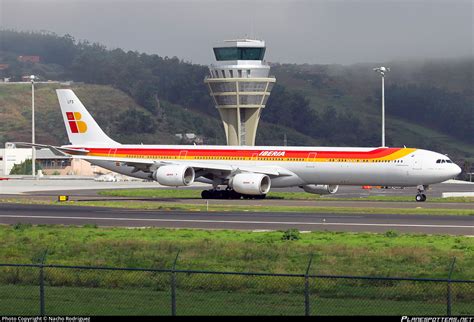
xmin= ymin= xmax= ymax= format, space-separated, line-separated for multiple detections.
xmin=17 ymin=89 xmax=462 ymax=202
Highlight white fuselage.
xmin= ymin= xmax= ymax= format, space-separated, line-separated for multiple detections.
xmin=69 ymin=144 xmax=461 ymax=188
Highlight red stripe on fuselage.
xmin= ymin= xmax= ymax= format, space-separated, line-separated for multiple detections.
xmin=82 ymin=147 xmax=402 ymax=159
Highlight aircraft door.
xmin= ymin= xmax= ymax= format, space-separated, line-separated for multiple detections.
xmin=306 ymin=152 xmax=317 ymax=169
xmin=107 ymin=148 xmax=117 ymax=157
xmin=179 ymin=150 xmax=188 ymax=160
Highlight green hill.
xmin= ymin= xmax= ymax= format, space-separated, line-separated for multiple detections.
xmin=271 ymin=62 xmax=474 ymax=159
xmin=0 ymin=30 xmax=472 ymax=165
xmin=0 ymin=83 xmax=226 ymax=146
xmin=0 ymin=83 xmax=317 ymax=148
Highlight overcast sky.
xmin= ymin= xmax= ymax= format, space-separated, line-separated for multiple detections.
xmin=1 ymin=0 xmax=472 ymax=65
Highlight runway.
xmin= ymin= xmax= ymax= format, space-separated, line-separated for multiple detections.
xmin=0 ymin=203 xmax=472 ymax=235
xmin=1 ymin=178 xmax=473 ymax=199
xmin=1 ymin=181 xmax=472 ymax=210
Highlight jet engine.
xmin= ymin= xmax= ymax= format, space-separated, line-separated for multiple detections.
xmin=152 ymin=165 xmax=195 ymax=186
xmin=231 ymin=173 xmax=271 ymax=195
xmin=300 ymin=184 xmax=339 ymax=195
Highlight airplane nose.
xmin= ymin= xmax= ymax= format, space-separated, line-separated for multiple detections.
xmin=449 ymin=164 xmax=462 ymax=178
xmin=454 ymin=164 xmax=462 ymax=176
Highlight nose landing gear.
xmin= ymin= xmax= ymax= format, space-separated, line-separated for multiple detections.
xmin=415 ymin=185 xmax=428 ymax=202
xmin=415 ymin=193 xmax=427 ymax=202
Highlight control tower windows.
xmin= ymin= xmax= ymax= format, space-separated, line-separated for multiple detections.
xmin=215 ymin=95 xmax=237 ymax=105
xmin=209 ymin=82 xmax=236 ymax=92
xmin=213 ymin=47 xmax=266 ymax=61
xmin=239 ymin=82 xmax=267 ymax=92
xmin=241 ymin=47 xmax=265 ymax=60
xmin=240 ymin=95 xmax=264 ymax=105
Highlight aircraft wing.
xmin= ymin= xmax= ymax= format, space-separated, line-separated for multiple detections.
xmin=72 ymin=155 xmax=294 ymax=177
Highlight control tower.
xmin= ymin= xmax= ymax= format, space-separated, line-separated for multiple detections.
xmin=205 ymin=39 xmax=276 ymax=146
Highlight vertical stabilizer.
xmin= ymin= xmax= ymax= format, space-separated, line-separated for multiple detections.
xmin=56 ymin=89 xmax=119 ymax=146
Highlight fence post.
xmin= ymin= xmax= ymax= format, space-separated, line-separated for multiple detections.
xmin=39 ymin=249 xmax=48 ymax=316
xmin=171 ymin=250 xmax=180 ymax=316
xmin=447 ymin=257 xmax=456 ymax=316
xmin=304 ymin=254 xmax=314 ymax=316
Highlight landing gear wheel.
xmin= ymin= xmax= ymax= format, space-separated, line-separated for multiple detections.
xmin=201 ymin=189 xmax=243 ymax=199
xmin=229 ymin=190 xmax=242 ymax=199
xmin=415 ymin=194 xmax=426 ymax=202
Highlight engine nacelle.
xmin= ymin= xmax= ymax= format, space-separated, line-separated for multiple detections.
xmin=301 ymin=184 xmax=339 ymax=195
xmin=152 ymin=165 xmax=195 ymax=186
xmin=231 ymin=173 xmax=271 ymax=195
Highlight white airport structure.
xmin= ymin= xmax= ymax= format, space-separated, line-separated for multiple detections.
xmin=205 ymin=39 xmax=276 ymax=146
xmin=0 ymin=143 xmax=109 ymax=177
xmin=0 ymin=143 xmax=32 ymax=176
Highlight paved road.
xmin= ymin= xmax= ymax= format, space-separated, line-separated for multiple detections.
xmin=0 ymin=203 xmax=472 ymax=235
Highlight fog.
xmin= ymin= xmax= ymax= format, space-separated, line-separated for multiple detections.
xmin=1 ymin=0 xmax=472 ymax=65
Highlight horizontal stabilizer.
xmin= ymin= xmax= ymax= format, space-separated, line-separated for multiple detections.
xmin=11 ymin=142 xmax=89 ymax=156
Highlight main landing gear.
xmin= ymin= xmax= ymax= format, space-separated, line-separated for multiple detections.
xmin=415 ymin=185 xmax=427 ymax=202
xmin=201 ymin=189 xmax=266 ymax=200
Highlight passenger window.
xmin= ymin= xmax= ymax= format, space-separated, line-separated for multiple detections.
xmin=436 ymin=160 xmax=441 ymax=163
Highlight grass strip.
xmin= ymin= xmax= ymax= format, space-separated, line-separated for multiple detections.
xmin=0 ymin=284 xmax=471 ymax=316
xmin=1 ymin=198 xmax=472 ymax=216
xmin=98 ymin=189 xmax=474 ymax=203
xmin=0 ymin=225 xmax=472 ymax=279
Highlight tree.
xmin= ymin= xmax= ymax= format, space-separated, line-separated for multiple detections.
xmin=9 ymin=159 xmax=42 ymax=175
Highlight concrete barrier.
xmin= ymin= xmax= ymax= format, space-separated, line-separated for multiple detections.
xmin=442 ymin=192 xmax=474 ymax=198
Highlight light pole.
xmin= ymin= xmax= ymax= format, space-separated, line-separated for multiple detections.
xmin=30 ymin=75 xmax=36 ymax=178
xmin=373 ymin=67 xmax=390 ymax=147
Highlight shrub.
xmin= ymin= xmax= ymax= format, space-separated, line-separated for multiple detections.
xmin=384 ymin=230 xmax=400 ymax=238
xmin=281 ymin=229 xmax=301 ymax=241
xmin=12 ymin=223 xmax=32 ymax=230
xmin=83 ymin=224 xmax=98 ymax=229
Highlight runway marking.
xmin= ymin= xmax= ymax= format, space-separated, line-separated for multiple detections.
xmin=0 ymin=215 xmax=472 ymax=230
xmin=94 ymin=210 xmax=366 ymax=219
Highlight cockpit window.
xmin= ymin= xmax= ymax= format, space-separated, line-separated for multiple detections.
xmin=437 ymin=159 xmax=453 ymax=164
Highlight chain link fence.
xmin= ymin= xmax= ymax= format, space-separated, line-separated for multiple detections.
xmin=0 ymin=262 xmax=472 ymax=316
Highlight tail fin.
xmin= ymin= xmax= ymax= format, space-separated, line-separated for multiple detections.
xmin=56 ymin=89 xmax=119 ymax=146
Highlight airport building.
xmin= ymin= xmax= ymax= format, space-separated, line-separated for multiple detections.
xmin=0 ymin=143 xmax=32 ymax=176
xmin=205 ymin=39 xmax=276 ymax=146
xmin=0 ymin=143 xmax=109 ymax=176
